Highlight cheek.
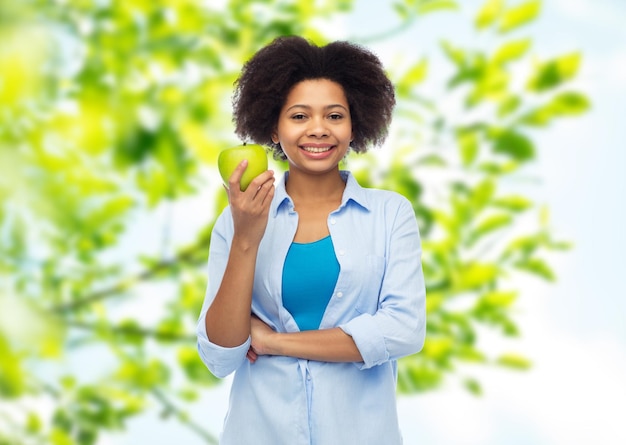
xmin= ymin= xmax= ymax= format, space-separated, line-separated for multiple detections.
xmin=341 ymin=126 xmax=353 ymax=142
xmin=275 ymin=120 xmax=296 ymax=139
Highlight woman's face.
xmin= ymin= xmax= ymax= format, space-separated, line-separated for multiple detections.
xmin=272 ymin=78 xmax=353 ymax=176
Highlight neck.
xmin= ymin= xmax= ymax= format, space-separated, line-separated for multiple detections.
xmin=286 ymin=168 xmax=346 ymax=204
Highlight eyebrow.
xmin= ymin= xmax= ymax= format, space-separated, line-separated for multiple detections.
xmin=285 ymin=104 xmax=349 ymax=112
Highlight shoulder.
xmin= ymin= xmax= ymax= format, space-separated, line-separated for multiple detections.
xmin=344 ymin=171 xmax=413 ymax=213
xmin=366 ymin=190 xmax=416 ymax=231
xmin=360 ymin=185 xmax=414 ymax=215
xmin=365 ymin=187 xmax=410 ymax=204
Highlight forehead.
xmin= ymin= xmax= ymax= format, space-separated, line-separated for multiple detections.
xmin=283 ymin=78 xmax=348 ymax=107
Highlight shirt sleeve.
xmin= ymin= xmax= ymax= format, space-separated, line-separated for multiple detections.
xmin=340 ymin=197 xmax=426 ymax=370
xmin=196 ymin=208 xmax=249 ymax=378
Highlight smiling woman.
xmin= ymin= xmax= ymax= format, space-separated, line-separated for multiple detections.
xmin=231 ymin=36 xmax=396 ymax=160
xmin=272 ymin=79 xmax=353 ymax=177
xmin=197 ymin=36 xmax=426 ymax=444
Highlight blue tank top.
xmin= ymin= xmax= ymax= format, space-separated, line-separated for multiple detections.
xmin=281 ymin=235 xmax=340 ymax=331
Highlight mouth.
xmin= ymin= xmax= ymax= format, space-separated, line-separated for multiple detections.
xmin=300 ymin=144 xmax=334 ymax=154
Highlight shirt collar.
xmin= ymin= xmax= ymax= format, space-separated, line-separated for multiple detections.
xmin=271 ymin=170 xmax=371 ymax=218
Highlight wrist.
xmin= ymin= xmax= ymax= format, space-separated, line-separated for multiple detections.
xmin=264 ymin=331 xmax=282 ymax=356
xmin=231 ymin=236 xmax=260 ymax=254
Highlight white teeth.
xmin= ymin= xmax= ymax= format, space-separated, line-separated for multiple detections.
xmin=302 ymin=146 xmax=332 ymax=153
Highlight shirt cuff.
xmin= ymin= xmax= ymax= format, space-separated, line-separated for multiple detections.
xmin=197 ymin=320 xmax=250 ymax=378
xmin=340 ymin=313 xmax=389 ymax=370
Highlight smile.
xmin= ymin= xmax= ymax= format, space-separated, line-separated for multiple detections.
xmin=300 ymin=145 xmax=333 ymax=153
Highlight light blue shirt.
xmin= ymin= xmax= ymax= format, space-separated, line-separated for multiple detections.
xmin=197 ymin=171 xmax=426 ymax=445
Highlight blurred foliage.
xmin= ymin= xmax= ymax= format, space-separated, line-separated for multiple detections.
xmin=0 ymin=0 xmax=588 ymax=443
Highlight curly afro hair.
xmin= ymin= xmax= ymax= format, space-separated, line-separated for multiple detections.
xmin=232 ymin=36 xmax=396 ymax=160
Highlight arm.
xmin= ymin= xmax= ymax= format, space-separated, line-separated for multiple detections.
xmin=204 ymin=160 xmax=275 ymax=347
xmin=247 ymin=315 xmax=362 ymax=363
xmin=196 ymin=161 xmax=275 ymax=378
xmin=248 ymin=198 xmax=425 ymax=366
xmin=248 ymin=197 xmax=425 ymax=368
xmin=340 ymin=198 xmax=426 ymax=369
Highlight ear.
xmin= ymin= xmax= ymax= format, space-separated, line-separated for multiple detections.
xmin=271 ymin=132 xmax=279 ymax=144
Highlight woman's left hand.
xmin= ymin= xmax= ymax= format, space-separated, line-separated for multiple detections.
xmin=247 ymin=314 xmax=276 ymax=363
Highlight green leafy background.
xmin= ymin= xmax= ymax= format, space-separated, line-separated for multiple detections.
xmin=1 ymin=0 xmax=624 ymax=444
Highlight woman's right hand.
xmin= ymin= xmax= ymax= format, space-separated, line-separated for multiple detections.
xmin=226 ymin=160 xmax=275 ymax=248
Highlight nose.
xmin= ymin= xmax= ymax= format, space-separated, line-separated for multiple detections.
xmin=306 ymin=116 xmax=329 ymax=138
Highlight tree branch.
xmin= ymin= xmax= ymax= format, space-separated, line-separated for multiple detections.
xmin=348 ymin=14 xmax=416 ymax=44
xmin=50 ymin=237 xmax=209 ymax=314
xmin=151 ymin=387 xmax=219 ymax=445
xmin=65 ymin=320 xmax=196 ymax=343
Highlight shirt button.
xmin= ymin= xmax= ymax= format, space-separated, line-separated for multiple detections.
xmin=330 ymin=218 xmax=337 ymax=225
xmin=338 ymin=249 xmax=345 ymax=256
xmin=336 ymin=292 xmax=343 ymax=298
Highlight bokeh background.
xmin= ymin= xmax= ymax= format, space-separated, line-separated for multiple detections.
xmin=1 ymin=0 xmax=625 ymax=444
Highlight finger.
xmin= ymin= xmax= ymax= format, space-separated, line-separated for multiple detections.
xmin=246 ymin=349 xmax=258 ymax=363
xmin=246 ymin=170 xmax=274 ymax=195
xmin=250 ymin=174 xmax=275 ymax=201
xmin=258 ymin=182 xmax=275 ymax=206
xmin=227 ymin=160 xmax=249 ymax=191
xmin=251 ymin=177 xmax=274 ymax=200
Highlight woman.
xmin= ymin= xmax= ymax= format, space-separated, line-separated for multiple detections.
xmin=197 ymin=36 xmax=426 ymax=444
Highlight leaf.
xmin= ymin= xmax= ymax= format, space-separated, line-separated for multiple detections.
xmin=393 ymin=2 xmax=411 ymax=20
xmin=492 ymin=129 xmax=535 ymax=161
xmin=498 ymin=0 xmax=541 ymax=33
xmin=456 ymin=128 xmax=479 ymax=165
xmin=493 ymin=39 xmax=532 ymax=65
xmin=440 ymin=40 xmax=466 ymax=67
xmin=423 ymin=337 xmax=454 ymax=360
xmin=475 ymin=0 xmax=504 ymax=29
xmin=527 ymin=52 xmax=582 ymax=92
xmin=493 ymin=195 xmax=532 ymax=212
xmin=497 ymin=353 xmax=532 ymax=370
xmin=548 ymin=240 xmax=574 ymax=251
xmin=498 ymin=95 xmax=522 ymax=117
xmin=549 ymin=91 xmax=591 ymax=113
xmin=470 ymin=213 xmax=513 ymax=243
xmin=457 ymin=345 xmax=487 ymax=362
xmin=383 ymin=162 xmax=423 ymax=201
xmin=479 ymin=161 xmax=520 ymax=175
xmin=493 ymin=195 xmax=532 ymax=211
xmin=0 ymin=335 xmax=26 ymax=398
xmin=478 ymin=291 xmax=518 ymax=308
xmin=466 ymin=63 xmax=508 ymax=106
xmin=502 ymin=234 xmax=540 ymax=261
xmin=520 ymin=91 xmax=591 ymax=126
xmin=397 ymin=360 xmax=443 ymax=393
xmin=455 ymin=262 xmax=499 ymax=290
xmin=515 ymin=257 xmax=556 ymax=281
xmin=115 ymin=359 xmax=171 ymax=389
xmin=470 ymin=179 xmax=496 ymax=210
xmin=464 ymin=377 xmax=483 ymax=396
xmin=397 ymin=58 xmax=429 ymax=96
xmin=26 ymin=412 xmax=43 ymax=433
xmin=50 ymin=428 xmax=73 ymax=445
xmin=417 ymin=153 xmax=447 ymax=167
xmin=417 ymin=0 xmax=459 ymax=15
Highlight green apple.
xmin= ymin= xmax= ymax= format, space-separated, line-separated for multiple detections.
xmin=218 ymin=143 xmax=268 ymax=191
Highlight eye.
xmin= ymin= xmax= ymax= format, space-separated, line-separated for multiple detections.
xmin=328 ymin=113 xmax=344 ymax=120
xmin=291 ymin=113 xmax=307 ymax=120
